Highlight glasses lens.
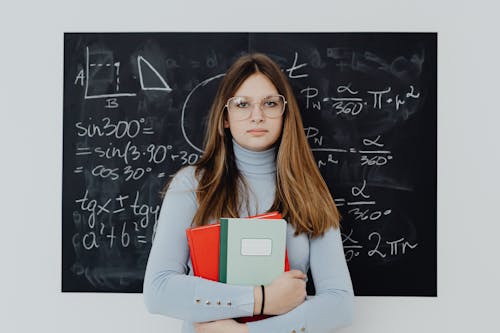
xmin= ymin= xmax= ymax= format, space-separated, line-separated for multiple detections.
xmin=261 ymin=95 xmax=285 ymax=118
xmin=227 ymin=97 xmax=251 ymax=120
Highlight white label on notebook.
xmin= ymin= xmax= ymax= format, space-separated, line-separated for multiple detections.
xmin=241 ymin=238 xmax=272 ymax=256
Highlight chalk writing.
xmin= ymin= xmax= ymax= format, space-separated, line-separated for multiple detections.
xmin=326 ymin=47 xmax=425 ymax=78
xmin=286 ymin=52 xmax=309 ymax=79
xmin=320 ymin=84 xmax=421 ymax=115
xmin=75 ymin=118 xmax=150 ymax=139
xmin=309 ymin=133 xmax=393 ymax=169
xmin=342 ymin=230 xmax=418 ymax=262
xmin=82 ymin=47 xmax=173 ymax=99
xmin=137 ymin=55 xmax=172 ymax=92
xmin=74 ymin=190 xmax=160 ymax=250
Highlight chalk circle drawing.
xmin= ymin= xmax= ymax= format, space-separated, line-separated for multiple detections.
xmin=181 ymin=73 xmax=225 ymax=152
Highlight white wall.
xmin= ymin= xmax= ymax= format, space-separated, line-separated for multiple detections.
xmin=2 ymin=0 xmax=499 ymax=332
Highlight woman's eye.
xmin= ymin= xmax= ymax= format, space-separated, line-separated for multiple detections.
xmin=237 ymin=102 xmax=249 ymax=108
xmin=264 ymin=101 xmax=277 ymax=107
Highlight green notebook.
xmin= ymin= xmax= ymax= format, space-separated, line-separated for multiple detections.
xmin=219 ymin=218 xmax=287 ymax=286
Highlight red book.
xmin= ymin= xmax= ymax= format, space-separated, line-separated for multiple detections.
xmin=185 ymin=211 xmax=289 ymax=322
xmin=185 ymin=223 xmax=221 ymax=281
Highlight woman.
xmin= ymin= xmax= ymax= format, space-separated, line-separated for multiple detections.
xmin=143 ymin=53 xmax=354 ymax=333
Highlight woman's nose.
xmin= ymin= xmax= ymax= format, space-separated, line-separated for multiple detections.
xmin=249 ymin=103 xmax=264 ymax=122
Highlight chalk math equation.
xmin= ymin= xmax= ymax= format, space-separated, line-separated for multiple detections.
xmin=283 ymin=50 xmax=423 ymax=263
xmin=73 ymin=190 xmax=159 ymax=251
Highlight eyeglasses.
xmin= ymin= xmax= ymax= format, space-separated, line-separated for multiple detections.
xmin=225 ymin=95 xmax=287 ymax=120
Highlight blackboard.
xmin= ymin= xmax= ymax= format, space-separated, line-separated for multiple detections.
xmin=62 ymin=32 xmax=437 ymax=296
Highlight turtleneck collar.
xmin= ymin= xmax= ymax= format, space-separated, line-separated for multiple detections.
xmin=232 ymin=139 xmax=276 ymax=175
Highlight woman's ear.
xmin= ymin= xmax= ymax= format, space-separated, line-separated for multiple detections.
xmin=223 ymin=118 xmax=229 ymax=128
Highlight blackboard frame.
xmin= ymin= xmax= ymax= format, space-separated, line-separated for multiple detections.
xmin=62 ymin=32 xmax=437 ymax=296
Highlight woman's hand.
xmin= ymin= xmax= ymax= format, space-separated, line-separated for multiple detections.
xmin=193 ymin=319 xmax=248 ymax=333
xmin=264 ymin=269 xmax=307 ymax=315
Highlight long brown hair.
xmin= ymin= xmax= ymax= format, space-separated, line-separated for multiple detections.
xmin=166 ymin=53 xmax=340 ymax=238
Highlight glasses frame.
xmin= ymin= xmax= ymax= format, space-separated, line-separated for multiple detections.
xmin=225 ymin=94 xmax=287 ymax=120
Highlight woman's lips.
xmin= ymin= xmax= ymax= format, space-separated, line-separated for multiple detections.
xmin=247 ymin=129 xmax=268 ymax=135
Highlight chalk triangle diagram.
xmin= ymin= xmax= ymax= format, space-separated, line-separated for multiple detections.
xmin=137 ymin=55 xmax=172 ymax=92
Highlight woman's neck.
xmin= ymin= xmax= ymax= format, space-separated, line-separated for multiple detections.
xmin=232 ymin=139 xmax=276 ymax=175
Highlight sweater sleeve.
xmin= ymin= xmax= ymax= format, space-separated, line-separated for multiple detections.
xmin=143 ymin=167 xmax=255 ymax=322
xmin=246 ymin=226 xmax=354 ymax=333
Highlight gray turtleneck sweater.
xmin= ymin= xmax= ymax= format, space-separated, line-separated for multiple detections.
xmin=143 ymin=140 xmax=354 ymax=333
